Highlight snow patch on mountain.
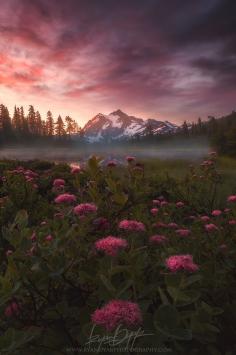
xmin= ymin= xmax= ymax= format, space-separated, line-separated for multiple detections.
xmin=82 ymin=109 xmax=178 ymax=142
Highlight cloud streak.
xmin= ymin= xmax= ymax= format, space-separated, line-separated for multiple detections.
xmin=0 ymin=0 xmax=235 ymax=125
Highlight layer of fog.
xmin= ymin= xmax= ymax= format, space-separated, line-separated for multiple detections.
xmin=0 ymin=139 xmax=210 ymax=163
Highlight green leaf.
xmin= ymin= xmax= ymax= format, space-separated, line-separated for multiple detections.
xmin=158 ymin=287 xmax=170 ymax=305
xmin=116 ymin=280 xmax=133 ymax=298
xmin=0 ymin=327 xmax=41 ymax=353
xmin=99 ymin=274 xmax=116 ymax=296
xmin=14 ymin=210 xmax=28 ymax=228
xmin=182 ymin=274 xmax=202 ymax=288
xmin=154 ymin=304 xmax=179 ymax=328
xmin=113 ymin=193 xmax=128 ymax=206
xmin=154 ymin=305 xmax=192 ymax=341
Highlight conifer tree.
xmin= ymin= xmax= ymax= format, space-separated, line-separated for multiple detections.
xmin=46 ymin=111 xmax=54 ymax=136
xmin=27 ymin=105 xmax=36 ymax=134
xmin=35 ymin=111 xmax=42 ymax=135
xmin=55 ymin=115 xmax=65 ymax=137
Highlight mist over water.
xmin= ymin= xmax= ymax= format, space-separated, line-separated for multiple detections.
xmin=0 ymin=139 xmax=210 ymax=163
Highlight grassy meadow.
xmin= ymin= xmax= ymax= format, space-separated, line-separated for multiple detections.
xmin=0 ymin=152 xmax=236 ymax=354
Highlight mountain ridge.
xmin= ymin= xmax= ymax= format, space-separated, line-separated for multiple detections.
xmin=82 ymin=109 xmax=178 ymax=142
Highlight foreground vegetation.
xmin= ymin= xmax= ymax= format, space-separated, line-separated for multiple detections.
xmin=0 ymin=154 xmax=236 ymax=354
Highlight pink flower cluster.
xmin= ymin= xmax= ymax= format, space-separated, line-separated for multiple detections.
xmin=45 ymin=234 xmax=53 ymax=242
xmin=5 ymin=302 xmax=20 ymax=317
xmin=126 ymin=156 xmax=135 ymax=162
xmin=95 ymin=236 xmax=128 ymax=256
xmin=74 ymin=203 xmax=97 ymax=216
xmin=9 ymin=166 xmax=39 ymax=188
xmin=150 ymin=208 xmax=159 ymax=215
xmin=91 ymin=300 xmax=142 ymax=331
xmin=166 ymin=254 xmax=199 ymax=272
xmin=107 ymin=160 xmax=117 ymax=168
xmin=54 ymin=193 xmax=76 ymax=204
xmin=212 ymin=210 xmax=222 ymax=217
xmin=119 ymin=219 xmax=145 ymax=232
xmin=228 ymin=195 xmax=236 ymax=203
xmin=176 ymin=229 xmax=191 ymax=237
xmin=201 ymin=160 xmax=214 ymax=167
xmin=53 ymin=179 xmax=65 ymax=188
xmin=176 ymin=201 xmax=185 ymax=208
xmin=200 ymin=215 xmax=210 ymax=222
xmin=71 ymin=165 xmax=81 ymax=174
xmin=205 ymin=223 xmax=219 ymax=232
xmin=149 ymin=235 xmax=167 ymax=245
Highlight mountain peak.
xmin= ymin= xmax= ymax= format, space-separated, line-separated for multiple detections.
xmin=110 ymin=109 xmax=126 ymax=116
xmin=82 ymin=110 xmax=178 ymax=142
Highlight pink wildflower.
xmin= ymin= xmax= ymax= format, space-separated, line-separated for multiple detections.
xmin=200 ymin=216 xmax=210 ymax=222
xmin=205 ymin=223 xmax=219 ymax=232
xmin=133 ymin=166 xmax=143 ymax=173
xmin=176 ymin=229 xmax=191 ymax=237
xmin=201 ymin=160 xmax=213 ymax=167
xmin=158 ymin=196 xmax=165 ymax=201
xmin=150 ymin=208 xmax=159 ymax=215
xmin=45 ymin=235 xmax=53 ymax=242
xmin=53 ymin=179 xmax=65 ymax=188
xmin=168 ymin=222 xmax=178 ymax=229
xmin=25 ymin=176 xmax=34 ymax=183
xmin=25 ymin=170 xmax=38 ymax=179
xmin=229 ymin=219 xmax=236 ymax=225
xmin=149 ymin=235 xmax=167 ymax=245
xmin=176 ymin=201 xmax=185 ymax=208
xmin=95 ymin=236 xmax=128 ymax=256
xmin=126 ymin=156 xmax=135 ymax=162
xmin=74 ymin=203 xmax=97 ymax=216
xmin=71 ymin=166 xmax=81 ymax=174
xmin=212 ymin=210 xmax=222 ymax=217
xmin=54 ymin=212 xmax=64 ymax=219
xmin=5 ymin=302 xmax=20 ymax=317
xmin=6 ymin=250 xmax=13 ymax=257
xmin=160 ymin=201 xmax=168 ymax=207
xmin=30 ymin=232 xmax=37 ymax=242
xmin=54 ymin=193 xmax=76 ymax=204
xmin=152 ymin=199 xmax=160 ymax=206
xmin=91 ymin=300 xmax=142 ymax=331
xmin=165 ymin=254 xmax=199 ymax=272
xmin=227 ymin=195 xmax=236 ymax=203
xmin=119 ymin=219 xmax=145 ymax=232
xmin=107 ymin=160 xmax=117 ymax=168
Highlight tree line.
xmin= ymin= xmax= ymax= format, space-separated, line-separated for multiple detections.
xmin=0 ymin=103 xmax=83 ymax=145
xmin=130 ymin=111 xmax=236 ymax=156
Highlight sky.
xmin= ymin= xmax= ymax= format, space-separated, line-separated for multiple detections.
xmin=0 ymin=0 xmax=235 ymax=126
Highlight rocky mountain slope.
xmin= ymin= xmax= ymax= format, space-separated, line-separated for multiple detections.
xmin=82 ymin=109 xmax=178 ymax=142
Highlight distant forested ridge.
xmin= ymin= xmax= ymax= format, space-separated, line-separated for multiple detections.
xmin=130 ymin=111 xmax=236 ymax=156
xmin=0 ymin=102 xmax=236 ymax=155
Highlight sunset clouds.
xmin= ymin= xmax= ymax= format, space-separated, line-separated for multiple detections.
xmin=0 ymin=0 xmax=235 ymax=125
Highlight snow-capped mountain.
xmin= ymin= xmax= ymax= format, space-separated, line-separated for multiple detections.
xmin=82 ymin=109 xmax=178 ymax=142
